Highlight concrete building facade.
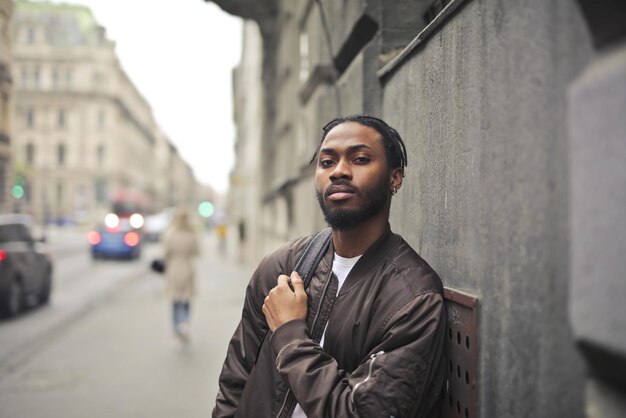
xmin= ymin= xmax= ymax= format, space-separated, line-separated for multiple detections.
xmin=213 ymin=0 xmax=625 ymax=417
xmin=10 ymin=1 xmax=197 ymax=224
xmin=228 ymin=21 xmax=264 ymax=264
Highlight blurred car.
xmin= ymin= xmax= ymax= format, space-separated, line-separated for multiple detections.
xmin=88 ymin=213 xmax=142 ymax=260
xmin=0 ymin=214 xmax=53 ymax=318
xmin=143 ymin=208 xmax=174 ymax=242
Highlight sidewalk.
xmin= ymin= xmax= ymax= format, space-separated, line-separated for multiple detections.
xmin=0 ymin=232 xmax=254 ymax=418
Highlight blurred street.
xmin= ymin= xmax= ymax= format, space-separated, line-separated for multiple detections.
xmin=0 ymin=228 xmax=252 ymax=418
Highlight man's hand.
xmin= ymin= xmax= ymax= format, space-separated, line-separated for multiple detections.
xmin=262 ymin=271 xmax=308 ymax=333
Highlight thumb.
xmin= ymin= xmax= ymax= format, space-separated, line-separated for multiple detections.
xmin=291 ymin=271 xmax=305 ymax=296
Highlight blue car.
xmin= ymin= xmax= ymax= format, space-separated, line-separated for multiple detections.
xmin=89 ymin=214 xmax=142 ymax=260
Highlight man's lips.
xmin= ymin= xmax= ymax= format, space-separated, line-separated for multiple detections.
xmin=326 ymin=184 xmax=357 ymax=201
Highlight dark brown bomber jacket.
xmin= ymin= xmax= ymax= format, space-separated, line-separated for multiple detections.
xmin=213 ymin=225 xmax=446 ymax=418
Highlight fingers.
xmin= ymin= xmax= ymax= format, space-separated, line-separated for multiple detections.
xmin=262 ymin=296 xmax=276 ymax=332
xmin=290 ymin=271 xmax=306 ymax=298
xmin=263 ymin=273 xmax=308 ymax=333
xmin=277 ymin=274 xmax=289 ymax=288
xmin=262 ymin=295 xmax=270 ymax=315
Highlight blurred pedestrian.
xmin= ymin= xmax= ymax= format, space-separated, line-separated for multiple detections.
xmin=162 ymin=208 xmax=199 ymax=342
xmin=216 ymin=223 xmax=227 ymax=255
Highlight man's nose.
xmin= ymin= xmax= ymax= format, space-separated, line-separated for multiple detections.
xmin=329 ymin=158 xmax=351 ymax=180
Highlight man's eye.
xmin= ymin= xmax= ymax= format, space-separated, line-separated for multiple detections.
xmin=353 ymin=157 xmax=370 ymax=164
xmin=320 ymin=159 xmax=335 ymax=168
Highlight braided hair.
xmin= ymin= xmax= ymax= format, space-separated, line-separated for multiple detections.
xmin=311 ymin=115 xmax=408 ymax=173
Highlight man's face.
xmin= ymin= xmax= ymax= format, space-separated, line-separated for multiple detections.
xmin=315 ymin=122 xmax=393 ymax=230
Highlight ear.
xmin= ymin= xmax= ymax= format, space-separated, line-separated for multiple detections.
xmin=390 ymin=167 xmax=404 ymax=191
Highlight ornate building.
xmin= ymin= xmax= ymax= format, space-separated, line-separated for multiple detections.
xmin=11 ymin=1 xmax=197 ymax=224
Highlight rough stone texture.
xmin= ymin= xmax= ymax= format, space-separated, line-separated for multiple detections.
xmin=384 ymin=0 xmax=591 ymax=416
xmin=380 ymin=0 xmax=431 ymax=53
xmin=569 ymin=45 xmax=626 ymax=387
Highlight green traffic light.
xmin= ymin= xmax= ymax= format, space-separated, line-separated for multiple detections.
xmin=198 ymin=201 xmax=214 ymax=218
xmin=12 ymin=185 xmax=24 ymax=199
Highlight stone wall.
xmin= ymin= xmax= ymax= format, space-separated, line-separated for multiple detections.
xmin=383 ymin=1 xmax=590 ymax=416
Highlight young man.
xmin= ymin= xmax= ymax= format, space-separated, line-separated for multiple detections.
xmin=213 ymin=116 xmax=446 ymax=418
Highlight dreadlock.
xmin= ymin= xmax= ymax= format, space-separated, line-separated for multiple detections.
xmin=310 ymin=115 xmax=408 ymax=174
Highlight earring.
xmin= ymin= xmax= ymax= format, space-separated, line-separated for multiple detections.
xmin=391 ymin=186 xmax=397 ymax=196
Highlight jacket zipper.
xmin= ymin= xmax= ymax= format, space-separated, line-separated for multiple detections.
xmin=276 ymin=389 xmax=291 ymax=418
xmin=309 ymin=269 xmax=334 ymax=342
xmin=350 ymin=350 xmax=385 ymax=405
xmin=275 ymin=269 xmax=335 ymax=418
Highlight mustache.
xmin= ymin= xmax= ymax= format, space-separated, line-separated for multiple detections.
xmin=325 ymin=180 xmax=358 ymax=197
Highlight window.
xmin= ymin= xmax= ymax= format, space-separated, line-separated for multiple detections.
xmin=97 ymin=27 xmax=106 ymax=45
xmin=24 ymin=179 xmax=31 ymax=204
xmin=57 ymin=144 xmax=66 ymax=166
xmin=65 ymin=70 xmax=72 ymax=89
xmin=52 ymin=70 xmax=59 ymax=88
xmin=58 ymin=109 xmax=65 ymax=128
xmin=96 ymin=145 xmax=105 ymax=166
xmin=33 ymin=68 xmax=40 ymax=89
xmin=26 ymin=27 xmax=35 ymax=44
xmin=26 ymin=143 xmax=34 ymax=165
xmin=299 ymin=31 xmax=310 ymax=81
xmin=94 ymin=179 xmax=107 ymax=203
xmin=56 ymin=183 xmax=64 ymax=206
xmin=97 ymin=110 xmax=106 ymax=130
xmin=26 ymin=109 xmax=34 ymax=128
xmin=93 ymin=72 xmax=108 ymax=90
xmin=21 ymin=70 xmax=28 ymax=88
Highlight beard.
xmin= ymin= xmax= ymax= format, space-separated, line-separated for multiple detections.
xmin=316 ymin=176 xmax=389 ymax=230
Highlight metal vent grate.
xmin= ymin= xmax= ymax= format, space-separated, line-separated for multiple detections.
xmin=441 ymin=287 xmax=479 ymax=418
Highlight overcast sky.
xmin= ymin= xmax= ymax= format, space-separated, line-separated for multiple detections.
xmin=51 ymin=0 xmax=243 ymax=193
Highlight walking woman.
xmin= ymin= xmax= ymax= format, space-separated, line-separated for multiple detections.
xmin=162 ymin=208 xmax=199 ymax=342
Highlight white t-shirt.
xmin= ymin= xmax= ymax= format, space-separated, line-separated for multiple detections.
xmin=291 ymin=252 xmax=362 ymax=418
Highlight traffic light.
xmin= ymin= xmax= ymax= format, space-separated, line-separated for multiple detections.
xmin=12 ymin=175 xmax=25 ymax=199
xmin=198 ymin=201 xmax=214 ymax=218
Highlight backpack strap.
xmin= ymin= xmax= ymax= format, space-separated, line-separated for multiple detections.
xmin=292 ymin=228 xmax=332 ymax=289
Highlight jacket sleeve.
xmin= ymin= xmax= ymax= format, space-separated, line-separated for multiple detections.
xmin=270 ymin=290 xmax=446 ymax=418
xmin=212 ymin=263 xmax=273 ymax=418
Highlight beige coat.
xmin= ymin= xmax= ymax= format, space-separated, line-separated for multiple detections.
xmin=162 ymin=226 xmax=199 ymax=302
